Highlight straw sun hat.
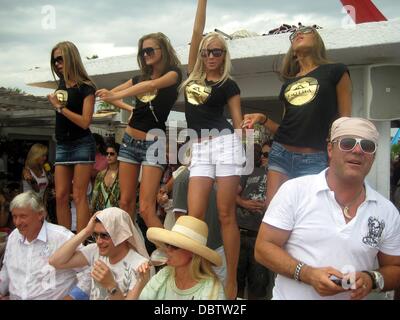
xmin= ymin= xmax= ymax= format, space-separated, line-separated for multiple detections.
xmin=146 ymin=216 xmax=222 ymax=267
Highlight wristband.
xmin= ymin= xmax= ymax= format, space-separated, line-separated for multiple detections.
xmin=294 ymin=262 xmax=305 ymax=281
xmin=262 ymin=115 xmax=269 ymax=125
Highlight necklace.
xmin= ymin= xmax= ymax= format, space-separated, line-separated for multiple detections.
xmin=337 ymin=187 xmax=364 ymax=219
xmin=108 ymin=168 xmax=118 ymax=180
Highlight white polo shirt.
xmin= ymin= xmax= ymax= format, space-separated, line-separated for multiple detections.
xmin=263 ymin=169 xmax=400 ymax=300
xmin=0 ymin=221 xmax=80 ymax=300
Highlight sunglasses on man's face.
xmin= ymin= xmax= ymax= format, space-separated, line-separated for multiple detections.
xmin=139 ymin=47 xmax=160 ymax=57
xmin=53 ymin=56 xmax=64 ymax=65
xmin=261 ymin=152 xmax=269 ymax=158
xmin=333 ymin=137 xmax=377 ymax=154
xmin=289 ymin=27 xmax=315 ymax=42
xmin=92 ymin=232 xmax=111 ymax=241
xmin=200 ymin=48 xmax=226 ymax=58
xmin=106 ymin=152 xmax=116 ymax=156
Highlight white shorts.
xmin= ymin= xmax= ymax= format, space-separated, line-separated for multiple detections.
xmin=189 ymin=133 xmax=245 ymax=179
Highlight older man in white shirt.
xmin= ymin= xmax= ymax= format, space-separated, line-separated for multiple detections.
xmin=0 ymin=191 xmax=89 ymax=300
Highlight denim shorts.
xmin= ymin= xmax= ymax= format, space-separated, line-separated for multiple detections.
xmin=118 ymin=132 xmax=166 ymax=170
xmin=55 ymin=134 xmax=96 ymax=165
xmin=268 ymin=141 xmax=328 ymax=178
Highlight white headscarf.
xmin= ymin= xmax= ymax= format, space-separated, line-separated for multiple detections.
xmin=96 ymin=207 xmax=150 ymax=260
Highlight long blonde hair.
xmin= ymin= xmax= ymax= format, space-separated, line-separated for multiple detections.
xmin=51 ymin=41 xmax=96 ymax=88
xmin=25 ymin=143 xmax=48 ymax=169
xmin=168 ymin=254 xmax=221 ymax=299
xmin=137 ymin=32 xmax=181 ymax=80
xmin=280 ymin=28 xmax=330 ymax=80
xmin=181 ymin=32 xmax=232 ymax=90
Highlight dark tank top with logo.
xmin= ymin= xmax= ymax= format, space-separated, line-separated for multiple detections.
xmin=274 ymin=63 xmax=349 ymax=151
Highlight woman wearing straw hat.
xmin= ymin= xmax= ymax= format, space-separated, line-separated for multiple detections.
xmin=139 ymin=216 xmax=226 ymax=300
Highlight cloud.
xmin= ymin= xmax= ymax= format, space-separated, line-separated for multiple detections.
xmin=0 ymin=0 xmax=399 ymax=95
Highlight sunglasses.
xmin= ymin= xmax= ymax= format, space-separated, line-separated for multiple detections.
xmin=53 ymin=56 xmax=64 ymax=65
xmin=261 ymin=152 xmax=269 ymax=158
xmin=106 ymin=152 xmax=116 ymax=156
xmin=139 ymin=47 xmax=160 ymax=57
xmin=333 ymin=137 xmax=377 ymax=154
xmin=92 ymin=232 xmax=111 ymax=241
xmin=165 ymin=243 xmax=180 ymax=251
xmin=289 ymin=27 xmax=315 ymax=42
xmin=200 ymin=48 xmax=226 ymax=58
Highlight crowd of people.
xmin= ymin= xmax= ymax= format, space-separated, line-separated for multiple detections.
xmin=0 ymin=0 xmax=399 ymax=301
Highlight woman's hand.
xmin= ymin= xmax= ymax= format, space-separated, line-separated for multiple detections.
xmin=242 ymin=113 xmax=267 ymax=129
xmin=96 ymin=89 xmax=116 ymax=102
xmin=47 ymin=93 xmax=62 ymax=109
xmin=136 ymin=261 xmax=151 ymax=281
xmin=22 ymin=167 xmax=33 ymax=181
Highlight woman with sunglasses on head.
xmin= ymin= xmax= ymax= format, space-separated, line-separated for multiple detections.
xmin=90 ymin=143 xmax=120 ymax=213
xmin=47 ymin=41 xmax=96 ymax=233
xmin=244 ymin=25 xmax=352 ymax=207
xmin=182 ymin=0 xmax=245 ymax=300
xmin=96 ymin=33 xmax=182 ymax=229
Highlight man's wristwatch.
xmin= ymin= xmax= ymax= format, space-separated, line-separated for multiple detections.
xmin=107 ymin=286 xmax=118 ymax=296
xmin=56 ymin=105 xmax=64 ymax=113
xmin=362 ymin=270 xmax=384 ymax=292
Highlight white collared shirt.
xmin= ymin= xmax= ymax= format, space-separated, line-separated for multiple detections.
xmin=263 ymin=169 xmax=400 ymax=300
xmin=0 ymin=221 xmax=80 ymax=300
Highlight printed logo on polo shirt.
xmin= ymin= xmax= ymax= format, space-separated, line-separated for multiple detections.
xmin=284 ymin=77 xmax=319 ymax=106
xmin=362 ymin=216 xmax=385 ymax=248
xmin=137 ymin=90 xmax=157 ymax=103
xmin=185 ymin=82 xmax=212 ymax=105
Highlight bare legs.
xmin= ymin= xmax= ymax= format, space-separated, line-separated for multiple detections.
xmin=55 ymin=164 xmax=92 ymax=232
xmin=265 ymin=170 xmax=289 ymax=208
xmin=119 ymin=162 xmax=163 ymax=228
xmin=72 ymin=164 xmax=92 ymax=232
xmin=118 ymin=162 xmax=140 ymax=219
xmin=55 ymin=165 xmax=73 ymax=229
xmin=139 ymin=166 xmax=164 ymax=228
xmin=188 ymin=175 xmax=240 ymax=300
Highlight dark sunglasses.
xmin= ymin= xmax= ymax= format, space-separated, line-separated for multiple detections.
xmin=106 ymin=152 xmax=116 ymax=156
xmin=139 ymin=47 xmax=160 ymax=57
xmin=289 ymin=27 xmax=315 ymax=42
xmin=165 ymin=243 xmax=180 ymax=250
xmin=92 ymin=232 xmax=111 ymax=241
xmin=200 ymin=48 xmax=226 ymax=58
xmin=333 ymin=137 xmax=377 ymax=154
xmin=53 ymin=56 xmax=64 ymax=65
xmin=262 ymin=152 xmax=269 ymax=158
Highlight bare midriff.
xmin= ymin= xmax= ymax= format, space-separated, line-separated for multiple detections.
xmin=125 ymin=126 xmax=158 ymax=141
xmin=280 ymin=143 xmax=322 ymax=154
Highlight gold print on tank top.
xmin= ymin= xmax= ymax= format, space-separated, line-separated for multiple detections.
xmin=185 ymin=82 xmax=212 ymax=106
xmin=55 ymin=90 xmax=68 ymax=107
xmin=284 ymin=77 xmax=319 ymax=106
xmin=137 ymin=90 xmax=159 ymax=122
xmin=137 ymin=90 xmax=158 ymax=103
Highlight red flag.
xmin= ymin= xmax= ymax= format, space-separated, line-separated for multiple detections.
xmin=340 ymin=0 xmax=387 ymax=24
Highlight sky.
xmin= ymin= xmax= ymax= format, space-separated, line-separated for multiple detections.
xmin=0 ymin=0 xmax=399 ymax=96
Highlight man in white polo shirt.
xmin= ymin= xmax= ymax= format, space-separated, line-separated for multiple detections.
xmin=255 ymin=117 xmax=400 ymax=300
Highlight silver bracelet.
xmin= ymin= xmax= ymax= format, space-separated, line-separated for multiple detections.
xmin=294 ymin=262 xmax=305 ymax=282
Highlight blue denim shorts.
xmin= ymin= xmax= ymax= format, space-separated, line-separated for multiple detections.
xmin=268 ymin=141 xmax=328 ymax=178
xmin=55 ymin=134 xmax=96 ymax=165
xmin=118 ymin=132 xmax=166 ymax=170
